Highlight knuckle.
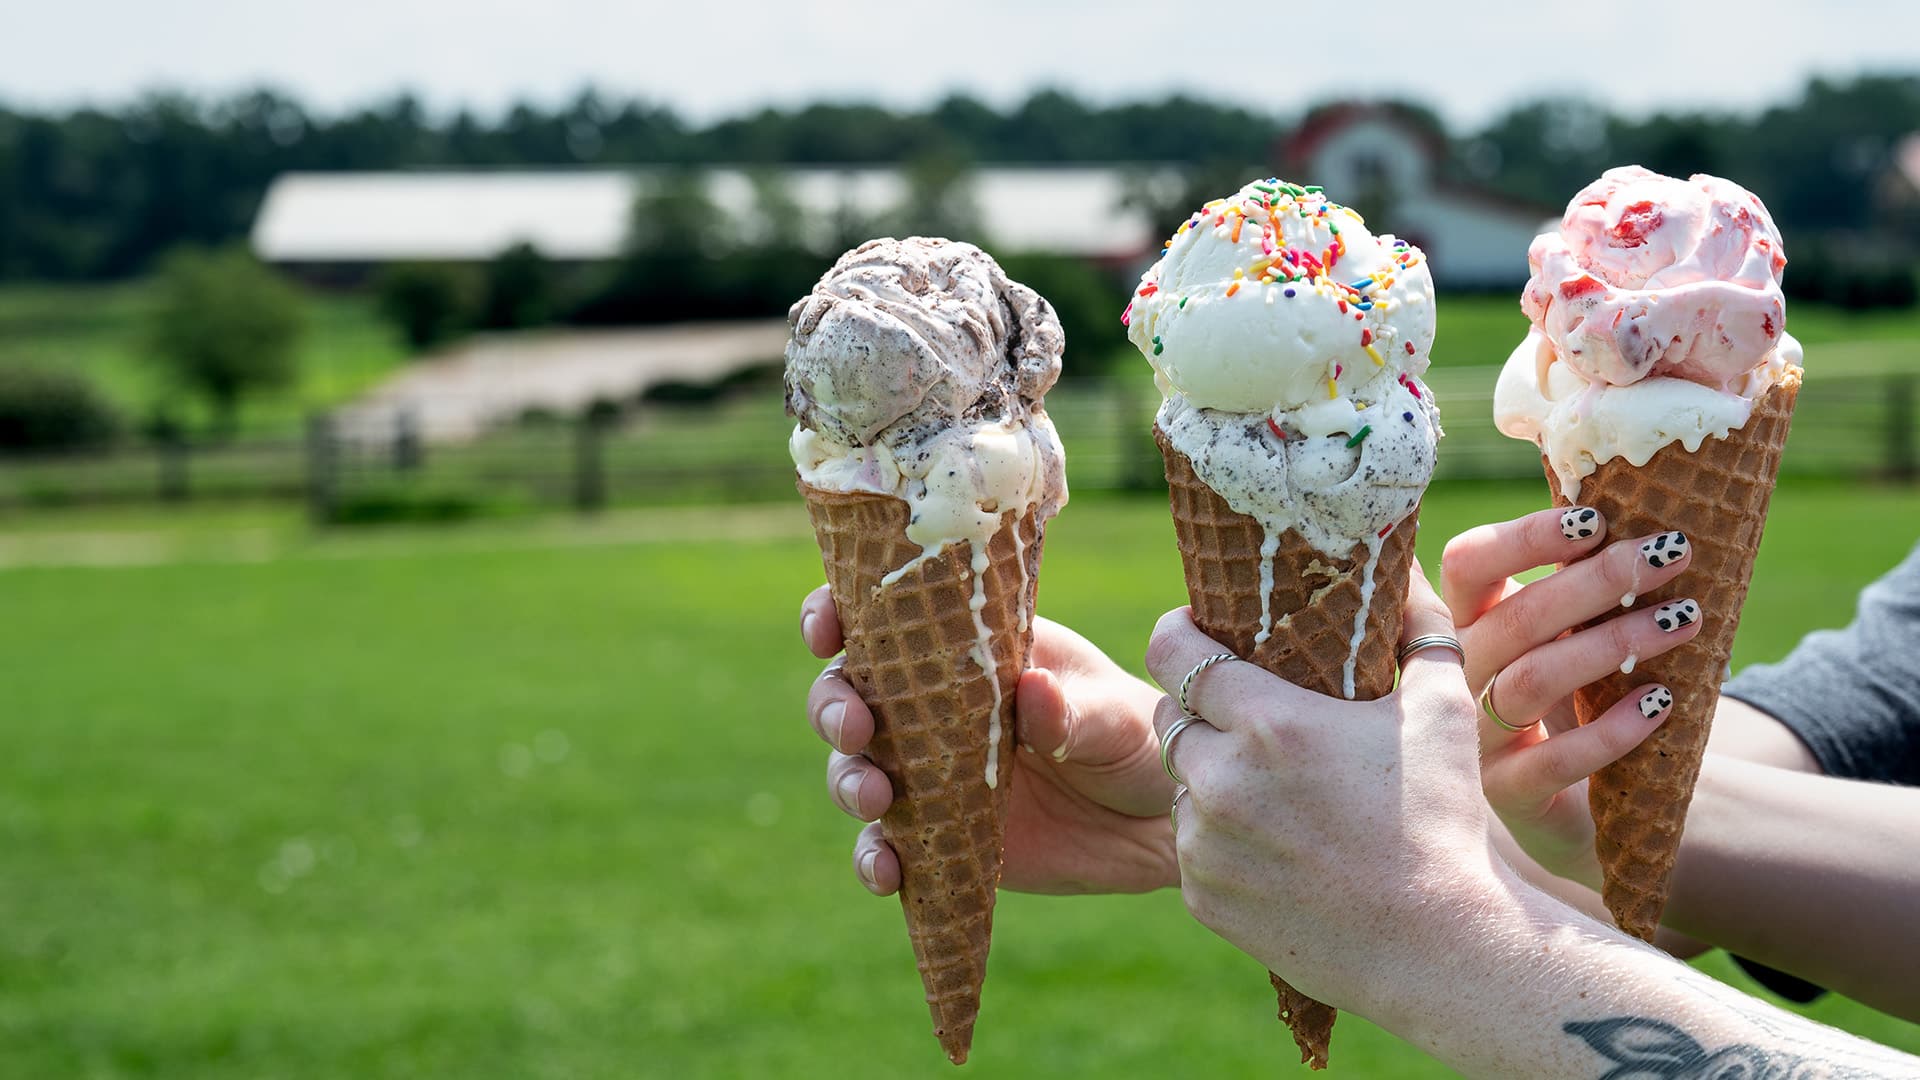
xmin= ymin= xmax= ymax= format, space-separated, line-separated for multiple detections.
xmin=1605 ymin=538 xmax=1645 ymax=589
xmin=1603 ymin=616 xmax=1642 ymax=662
xmin=1180 ymin=884 xmax=1216 ymax=926
xmin=1495 ymin=660 xmax=1543 ymax=710
xmin=1489 ymin=592 xmax=1538 ymax=648
xmin=1247 ymin=718 xmax=1307 ymax=764
xmin=1528 ymin=735 xmax=1578 ymax=790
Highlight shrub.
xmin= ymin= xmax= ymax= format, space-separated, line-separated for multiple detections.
xmin=0 ymin=366 xmax=122 ymax=451
xmin=476 ymin=242 xmax=556 ymax=331
xmin=375 ymin=262 xmax=474 ymax=351
xmin=328 ymin=481 xmax=499 ymax=525
xmin=1782 ymin=242 xmax=1919 ymax=311
xmin=995 ymin=254 xmax=1132 ymax=377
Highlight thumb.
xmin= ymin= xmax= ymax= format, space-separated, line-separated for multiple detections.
xmin=1015 ymin=667 xmax=1173 ymax=817
xmin=1014 ymin=667 xmax=1075 ymax=761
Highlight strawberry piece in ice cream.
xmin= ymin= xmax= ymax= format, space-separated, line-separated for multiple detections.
xmin=1521 ymin=166 xmax=1787 ymax=388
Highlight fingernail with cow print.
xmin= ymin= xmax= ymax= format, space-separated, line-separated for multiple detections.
xmin=1653 ymin=599 xmax=1701 ymax=633
xmin=1638 ymin=686 xmax=1674 ymax=719
xmin=1560 ymin=506 xmax=1601 ymax=541
xmin=1640 ymin=531 xmax=1690 ymax=570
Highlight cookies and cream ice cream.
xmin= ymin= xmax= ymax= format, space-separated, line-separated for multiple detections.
xmin=788 ymin=237 xmax=1067 ymax=574
xmin=1127 ymin=179 xmax=1441 ymax=690
xmin=787 ymin=236 xmax=1066 ymax=785
xmin=1495 ymin=166 xmax=1801 ymax=500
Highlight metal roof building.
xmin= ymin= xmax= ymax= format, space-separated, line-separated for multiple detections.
xmin=250 ymin=167 xmax=1172 ymax=266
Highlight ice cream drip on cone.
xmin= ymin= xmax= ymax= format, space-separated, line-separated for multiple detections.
xmin=1128 ymin=179 xmax=1443 ymax=1068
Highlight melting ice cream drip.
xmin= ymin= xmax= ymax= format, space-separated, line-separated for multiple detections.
xmin=1343 ymin=533 xmax=1388 ymax=699
xmin=1255 ymin=530 xmax=1281 ymax=645
xmin=966 ymin=545 xmax=1004 ymax=788
xmin=1010 ymin=515 xmax=1030 ymax=634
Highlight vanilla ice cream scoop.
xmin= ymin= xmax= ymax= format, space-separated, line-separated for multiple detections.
xmin=1126 ymin=179 xmax=1436 ymax=414
xmin=1522 ymin=166 xmax=1787 ymax=388
xmin=784 ymin=237 xmax=1063 ymax=451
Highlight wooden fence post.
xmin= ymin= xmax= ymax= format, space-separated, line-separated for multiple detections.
xmin=307 ymin=412 xmax=338 ymax=524
xmin=1113 ymin=376 xmax=1158 ymax=491
xmin=156 ymin=436 xmax=190 ymax=502
xmin=574 ymin=412 xmax=607 ymax=513
xmin=393 ymin=407 xmax=424 ymax=473
xmin=1889 ymin=373 xmax=1916 ymax=484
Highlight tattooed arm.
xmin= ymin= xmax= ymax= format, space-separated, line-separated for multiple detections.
xmin=1376 ymin=878 xmax=1920 ymax=1080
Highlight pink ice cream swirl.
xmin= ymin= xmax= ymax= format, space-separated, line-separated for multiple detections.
xmin=1520 ymin=165 xmax=1788 ymax=389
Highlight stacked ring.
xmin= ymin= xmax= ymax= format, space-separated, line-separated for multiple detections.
xmin=1160 ymin=713 xmax=1205 ymax=786
xmin=1398 ymin=633 xmax=1465 ymax=664
xmin=1178 ymin=653 xmax=1238 ymax=715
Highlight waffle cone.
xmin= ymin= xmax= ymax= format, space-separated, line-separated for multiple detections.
xmin=1546 ymin=371 xmax=1799 ymax=942
xmin=1156 ymin=427 xmax=1420 ymax=1069
xmin=799 ymin=480 xmax=1044 ymax=1066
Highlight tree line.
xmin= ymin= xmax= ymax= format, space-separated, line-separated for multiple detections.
xmin=1 ymin=76 xmax=1917 ymax=283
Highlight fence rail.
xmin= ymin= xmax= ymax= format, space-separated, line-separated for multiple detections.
xmin=1 ymin=371 xmax=1914 ymax=519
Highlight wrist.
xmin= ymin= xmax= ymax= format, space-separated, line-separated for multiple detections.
xmin=1364 ymin=860 xmax=1553 ymax=1040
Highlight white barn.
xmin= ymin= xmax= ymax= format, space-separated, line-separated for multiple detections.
xmin=250 ymin=110 xmax=1547 ymax=287
xmin=251 ymin=166 xmax=1175 ymax=268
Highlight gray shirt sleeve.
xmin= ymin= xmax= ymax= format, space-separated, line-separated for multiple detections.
xmin=1721 ymin=540 xmax=1920 ymax=785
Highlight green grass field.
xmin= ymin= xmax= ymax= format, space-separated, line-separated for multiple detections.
xmin=3 ymin=482 xmax=1919 ymax=1077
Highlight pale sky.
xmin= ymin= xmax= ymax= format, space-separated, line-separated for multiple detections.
xmin=4 ymin=0 xmax=1916 ymax=128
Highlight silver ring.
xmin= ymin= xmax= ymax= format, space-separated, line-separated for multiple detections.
xmin=1161 ymin=713 xmax=1205 ymax=786
xmin=1178 ymin=653 xmax=1239 ymax=715
xmin=1399 ymin=633 xmax=1465 ymax=664
xmin=1170 ymin=784 xmax=1190 ymax=828
xmin=1479 ymin=671 xmax=1533 ymax=733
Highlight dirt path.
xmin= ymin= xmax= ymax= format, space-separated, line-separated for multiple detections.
xmin=337 ymin=320 xmax=789 ymax=444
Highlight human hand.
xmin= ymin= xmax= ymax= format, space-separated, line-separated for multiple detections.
xmin=1441 ymin=507 xmax=1701 ymax=884
xmin=1147 ymin=569 xmax=1521 ymax=1018
xmin=800 ymin=586 xmax=1176 ymax=896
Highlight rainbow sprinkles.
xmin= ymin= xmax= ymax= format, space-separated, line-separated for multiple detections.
xmin=1121 ymin=180 xmax=1426 ymax=404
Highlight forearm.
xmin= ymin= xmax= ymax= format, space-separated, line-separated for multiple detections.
xmin=1372 ymin=868 xmax=1918 ymax=1079
xmin=1490 ymin=821 xmax=1711 ymax=958
xmin=1662 ymin=756 xmax=1920 ymax=1018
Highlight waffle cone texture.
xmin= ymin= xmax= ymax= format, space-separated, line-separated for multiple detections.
xmin=799 ymin=480 xmax=1043 ymax=1065
xmin=1156 ymin=427 xmax=1420 ymax=1069
xmin=1547 ymin=371 xmax=1799 ymax=942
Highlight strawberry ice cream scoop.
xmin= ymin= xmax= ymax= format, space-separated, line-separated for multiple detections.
xmin=1521 ymin=166 xmax=1787 ymax=388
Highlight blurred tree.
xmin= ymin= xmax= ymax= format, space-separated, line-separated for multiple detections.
xmin=0 ymin=366 xmax=121 ymax=450
xmin=375 ymin=262 xmax=473 ymax=351
xmin=147 ymin=247 xmax=305 ymax=437
xmin=747 ymin=168 xmax=812 ymax=250
xmin=1122 ymin=159 xmax=1269 ymax=240
xmin=477 ymin=242 xmax=555 ymax=330
xmin=887 ymin=151 xmax=983 ymax=240
xmin=1473 ymin=97 xmax=1616 ymax=211
xmin=995 ymin=254 xmax=1130 ymax=377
